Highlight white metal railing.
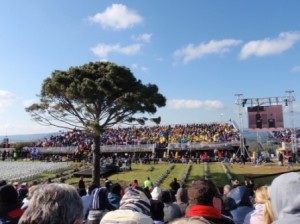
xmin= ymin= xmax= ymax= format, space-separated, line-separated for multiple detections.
xmin=0 ymin=148 xmax=16 ymax=152
xmin=23 ymin=146 xmax=77 ymax=154
xmin=19 ymin=141 xmax=243 ymax=154
xmin=167 ymin=142 xmax=240 ymax=150
xmin=100 ymin=144 xmax=155 ymax=152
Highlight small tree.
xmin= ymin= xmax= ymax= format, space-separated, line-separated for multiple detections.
xmin=26 ymin=61 xmax=166 ymax=185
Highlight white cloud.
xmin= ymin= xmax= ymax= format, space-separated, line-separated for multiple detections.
xmin=23 ymin=99 xmax=37 ymax=108
xmin=131 ymin=64 xmax=148 ymax=72
xmin=167 ymin=99 xmax=224 ymax=110
xmin=0 ymin=90 xmax=14 ymax=111
xmin=91 ymin=43 xmax=142 ymax=57
xmin=131 ymin=63 xmax=138 ymax=69
xmin=132 ymin=33 xmax=153 ymax=42
xmin=174 ymin=39 xmax=242 ymax=64
xmin=240 ymin=32 xmax=300 ymax=59
xmin=141 ymin=66 xmax=148 ymax=72
xmin=291 ymin=65 xmax=300 ymax=73
xmin=88 ymin=4 xmax=143 ymax=30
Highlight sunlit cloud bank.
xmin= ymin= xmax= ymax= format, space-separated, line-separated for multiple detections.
xmin=167 ymin=99 xmax=224 ymax=110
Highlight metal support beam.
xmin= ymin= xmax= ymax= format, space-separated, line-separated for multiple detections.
xmin=235 ymin=91 xmax=296 ymax=154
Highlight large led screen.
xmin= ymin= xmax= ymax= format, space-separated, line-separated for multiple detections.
xmin=247 ymin=105 xmax=284 ymax=132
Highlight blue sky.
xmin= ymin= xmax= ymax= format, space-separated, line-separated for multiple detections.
xmin=1 ymin=1 xmax=300 ymax=135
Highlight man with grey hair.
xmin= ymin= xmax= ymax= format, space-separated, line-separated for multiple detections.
xmin=18 ymin=183 xmax=83 ymax=224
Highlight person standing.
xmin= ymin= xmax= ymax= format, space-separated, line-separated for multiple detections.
xmin=78 ymin=176 xmax=86 ymax=190
xmin=170 ymin=178 xmax=180 ymax=196
xmin=278 ymin=152 xmax=283 ymax=166
xmin=144 ymin=177 xmax=153 ymax=190
xmin=131 ymin=179 xmax=139 ymax=187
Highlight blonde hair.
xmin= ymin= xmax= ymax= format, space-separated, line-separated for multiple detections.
xmin=254 ymin=185 xmax=275 ymax=224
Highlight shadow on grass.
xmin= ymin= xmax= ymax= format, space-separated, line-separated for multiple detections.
xmin=224 ymin=162 xmax=300 ymax=187
xmin=208 ymin=172 xmax=231 ymax=188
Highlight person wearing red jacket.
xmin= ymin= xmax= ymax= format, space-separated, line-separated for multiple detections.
xmin=172 ymin=180 xmax=234 ymax=224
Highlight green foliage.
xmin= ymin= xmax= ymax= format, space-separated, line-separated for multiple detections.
xmin=25 ymin=61 xmax=166 ymax=184
xmin=26 ymin=61 xmax=166 ymax=133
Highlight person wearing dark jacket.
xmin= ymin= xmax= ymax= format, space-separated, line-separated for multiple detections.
xmin=107 ymin=183 xmax=122 ymax=209
xmin=0 ymin=184 xmax=24 ymax=224
xmin=158 ymin=190 xmax=182 ymax=223
xmin=170 ymin=178 xmax=180 ymax=196
xmin=228 ymin=185 xmax=254 ymax=224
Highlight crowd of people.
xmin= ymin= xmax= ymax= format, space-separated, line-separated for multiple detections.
xmin=272 ymin=128 xmax=300 ymax=144
xmin=30 ymin=122 xmax=239 ymax=149
xmin=1 ymin=171 xmax=299 ymax=224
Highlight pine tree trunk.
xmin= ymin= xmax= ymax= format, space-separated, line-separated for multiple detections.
xmin=92 ymin=134 xmax=101 ymax=186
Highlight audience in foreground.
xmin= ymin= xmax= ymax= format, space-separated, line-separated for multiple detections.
xmin=243 ymin=185 xmax=274 ymax=224
xmin=0 ymin=184 xmax=24 ymax=224
xmin=1 ymin=168 xmax=300 ymax=224
xmin=100 ymin=187 xmax=153 ymax=224
xmin=171 ymin=180 xmax=234 ymax=224
xmin=228 ymin=185 xmax=254 ymax=224
xmin=268 ymin=172 xmax=300 ymax=223
xmin=18 ymin=183 xmax=83 ymax=224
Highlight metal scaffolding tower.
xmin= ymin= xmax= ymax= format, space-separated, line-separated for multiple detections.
xmin=286 ymin=90 xmax=296 ymax=154
xmin=234 ymin=94 xmax=251 ymax=157
xmin=234 ymin=91 xmax=296 ymax=154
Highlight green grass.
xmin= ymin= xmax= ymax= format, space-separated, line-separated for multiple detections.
xmin=159 ymin=163 xmax=187 ymax=189
xmin=102 ymin=163 xmax=170 ymax=187
xmin=185 ymin=163 xmax=205 ymax=187
xmin=225 ymin=162 xmax=300 ymax=186
xmin=34 ymin=161 xmax=300 ymax=191
xmin=208 ymin=163 xmax=230 ymax=188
